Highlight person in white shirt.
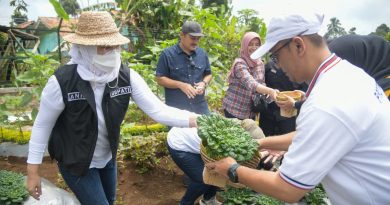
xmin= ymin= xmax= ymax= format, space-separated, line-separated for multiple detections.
xmin=206 ymin=12 xmax=390 ymax=205
xmin=26 ymin=11 xmax=197 ymax=205
xmin=167 ymin=127 xmax=221 ymax=205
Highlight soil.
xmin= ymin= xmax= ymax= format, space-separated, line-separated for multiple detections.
xmin=0 ymin=156 xmax=189 ymax=205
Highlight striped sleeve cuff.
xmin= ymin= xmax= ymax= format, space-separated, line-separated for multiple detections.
xmin=279 ymin=172 xmax=316 ymax=190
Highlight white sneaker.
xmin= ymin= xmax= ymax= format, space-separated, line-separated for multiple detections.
xmin=199 ymin=196 xmax=222 ymax=205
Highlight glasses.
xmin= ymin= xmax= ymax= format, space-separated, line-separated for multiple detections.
xmin=270 ymin=39 xmax=292 ymax=64
xmin=269 ymin=30 xmax=308 ymax=64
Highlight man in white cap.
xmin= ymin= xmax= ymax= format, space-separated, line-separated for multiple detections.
xmin=26 ymin=11 xmax=198 ymax=205
xmin=206 ymin=13 xmax=390 ymax=204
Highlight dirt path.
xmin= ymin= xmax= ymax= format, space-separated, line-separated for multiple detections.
xmin=0 ymin=156 xmax=187 ymax=205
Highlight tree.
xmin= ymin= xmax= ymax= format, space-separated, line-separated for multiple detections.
xmin=201 ymin=0 xmax=230 ymax=8
xmin=384 ymin=31 xmax=390 ymax=43
xmin=373 ymin=23 xmax=390 ymax=37
xmin=9 ymin=0 xmax=28 ymax=25
xmin=348 ymin=27 xmax=356 ymax=35
xmin=324 ymin=17 xmax=347 ymax=40
xmin=237 ymin=9 xmax=258 ymax=25
xmin=237 ymin=9 xmax=264 ymax=34
xmin=59 ymin=0 xmax=80 ymax=17
xmin=201 ymin=0 xmax=231 ymax=16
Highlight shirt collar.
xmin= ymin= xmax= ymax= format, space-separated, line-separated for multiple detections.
xmin=175 ymin=42 xmax=198 ymax=56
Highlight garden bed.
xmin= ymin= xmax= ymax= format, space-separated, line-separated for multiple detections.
xmin=0 ymin=156 xmax=187 ymax=205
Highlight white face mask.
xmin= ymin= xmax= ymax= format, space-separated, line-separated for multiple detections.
xmin=92 ymin=50 xmax=121 ymax=73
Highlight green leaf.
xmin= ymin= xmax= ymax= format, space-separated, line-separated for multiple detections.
xmin=18 ymin=92 xmax=33 ymax=107
xmin=49 ymin=0 xmax=69 ymax=20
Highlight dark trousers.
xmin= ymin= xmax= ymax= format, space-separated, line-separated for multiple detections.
xmin=58 ymin=158 xmax=117 ymax=205
xmin=168 ymin=146 xmax=217 ymax=205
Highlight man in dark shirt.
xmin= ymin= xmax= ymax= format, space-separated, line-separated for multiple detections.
xmin=155 ymin=21 xmax=212 ymax=115
xmin=155 ymin=21 xmax=219 ymax=205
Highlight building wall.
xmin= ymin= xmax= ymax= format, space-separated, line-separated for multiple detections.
xmin=38 ymin=32 xmax=58 ymax=54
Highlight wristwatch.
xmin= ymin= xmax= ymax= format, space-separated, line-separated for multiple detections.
xmin=227 ymin=163 xmax=241 ymax=183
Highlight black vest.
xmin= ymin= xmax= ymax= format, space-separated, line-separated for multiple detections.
xmin=48 ymin=64 xmax=131 ymax=176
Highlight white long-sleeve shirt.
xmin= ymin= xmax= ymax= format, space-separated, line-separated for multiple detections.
xmin=27 ymin=68 xmax=193 ymax=168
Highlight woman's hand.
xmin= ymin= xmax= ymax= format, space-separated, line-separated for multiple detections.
xmin=27 ymin=164 xmax=42 ymax=200
xmin=268 ymin=88 xmax=279 ymax=102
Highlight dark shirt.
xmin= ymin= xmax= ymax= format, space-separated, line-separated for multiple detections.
xmin=328 ymin=34 xmax=390 ymax=98
xmin=156 ymin=43 xmax=211 ymax=114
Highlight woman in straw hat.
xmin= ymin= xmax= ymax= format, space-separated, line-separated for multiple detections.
xmin=26 ymin=11 xmax=198 ymax=205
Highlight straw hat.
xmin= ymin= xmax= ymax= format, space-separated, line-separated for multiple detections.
xmin=63 ymin=11 xmax=129 ymax=46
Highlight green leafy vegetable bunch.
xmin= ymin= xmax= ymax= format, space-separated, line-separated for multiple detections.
xmin=197 ymin=113 xmax=258 ymax=161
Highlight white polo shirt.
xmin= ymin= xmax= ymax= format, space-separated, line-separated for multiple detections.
xmin=279 ymin=55 xmax=390 ymax=205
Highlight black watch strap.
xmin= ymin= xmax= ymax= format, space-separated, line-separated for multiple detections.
xmin=227 ymin=163 xmax=241 ymax=183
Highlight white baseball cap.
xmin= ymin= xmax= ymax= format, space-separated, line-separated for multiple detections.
xmin=250 ymin=13 xmax=324 ymax=59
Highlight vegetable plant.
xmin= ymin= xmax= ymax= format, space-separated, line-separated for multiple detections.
xmin=305 ymin=185 xmax=328 ymax=205
xmin=221 ymin=186 xmax=283 ymax=205
xmin=221 ymin=187 xmax=259 ymax=205
xmin=197 ymin=113 xmax=258 ymax=162
xmin=0 ymin=170 xmax=29 ymax=205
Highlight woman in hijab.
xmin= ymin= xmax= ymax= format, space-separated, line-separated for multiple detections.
xmin=328 ymin=34 xmax=390 ymax=99
xmin=26 ymin=11 xmax=198 ymax=205
xmin=222 ymin=32 xmax=277 ymax=120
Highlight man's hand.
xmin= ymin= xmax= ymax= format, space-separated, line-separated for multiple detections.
xmin=206 ymin=157 xmax=237 ymax=179
xmin=276 ymin=94 xmax=295 ymax=112
xmin=194 ymin=81 xmax=206 ymax=95
xmin=261 ymin=149 xmax=285 ymax=164
xmin=27 ymin=164 xmax=42 ymax=200
xmin=241 ymin=119 xmax=265 ymax=139
xmin=179 ymin=83 xmax=198 ymax=99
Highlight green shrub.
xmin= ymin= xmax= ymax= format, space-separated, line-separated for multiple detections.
xmin=0 ymin=127 xmax=30 ymax=144
xmin=121 ymin=123 xmax=168 ymax=136
xmin=0 ymin=170 xmax=29 ymax=205
xmin=0 ymin=32 xmax=8 ymax=46
xmin=119 ymin=132 xmax=168 ymax=173
xmin=0 ymin=122 xmax=167 ymax=145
